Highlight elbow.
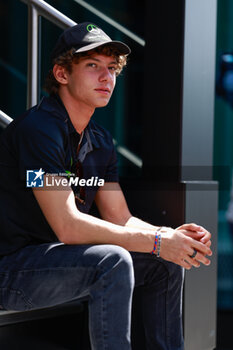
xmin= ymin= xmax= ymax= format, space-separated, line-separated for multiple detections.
xmin=54 ymin=215 xmax=83 ymax=245
xmin=55 ymin=222 xmax=74 ymax=245
xmin=57 ymin=233 xmax=76 ymax=246
xmin=57 ymin=232 xmax=72 ymax=245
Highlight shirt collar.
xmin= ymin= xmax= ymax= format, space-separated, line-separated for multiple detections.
xmin=86 ymin=121 xmax=104 ymax=149
xmin=37 ymin=94 xmax=103 ymax=149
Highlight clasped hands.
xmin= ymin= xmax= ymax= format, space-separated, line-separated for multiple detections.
xmin=159 ymin=223 xmax=212 ymax=270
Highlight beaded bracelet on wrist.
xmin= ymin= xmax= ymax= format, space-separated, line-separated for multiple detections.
xmin=151 ymin=233 xmax=158 ymax=255
xmin=151 ymin=227 xmax=162 ymax=256
xmin=156 ymin=233 xmax=162 ymax=257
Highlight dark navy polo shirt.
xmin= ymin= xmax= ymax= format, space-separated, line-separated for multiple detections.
xmin=0 ymin=95 xmax=118 ymax=257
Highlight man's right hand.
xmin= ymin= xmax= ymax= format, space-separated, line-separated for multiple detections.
xmin=159 ymin=227 xmax=212 ymax=270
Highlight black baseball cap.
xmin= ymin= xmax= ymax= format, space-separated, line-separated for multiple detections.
xmin=51 ymin=22 xmax=131 ymax=60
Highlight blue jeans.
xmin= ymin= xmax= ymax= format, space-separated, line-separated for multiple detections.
xmin=0 ymin=243 xmax=184 ymax=350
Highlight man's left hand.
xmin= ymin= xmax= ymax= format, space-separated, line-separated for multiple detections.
xmin=177 ymin=223 xmax=212 ymax=248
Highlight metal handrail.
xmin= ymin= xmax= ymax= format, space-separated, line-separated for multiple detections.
xmin=21 ymin=0 xmax=77 ymax=108
xmin=21 ymin=0 xmax=76 ymax=29
xmin=0 ymin=111 xmax=13 ymax=128
xmin=73 ymin=0 xmax=145 ymax=46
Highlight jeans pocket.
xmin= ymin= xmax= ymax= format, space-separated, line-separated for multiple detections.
xmin=0 ymin=287 xmax=33 ymax=311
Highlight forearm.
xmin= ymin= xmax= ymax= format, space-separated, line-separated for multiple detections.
xmin=125 ymin=216 xmax=162 ymax=231
xmin=61 ymin=210 xmax=153 ymax=253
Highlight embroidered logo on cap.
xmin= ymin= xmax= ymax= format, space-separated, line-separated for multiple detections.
xmin=86 ymin=24 xmax=98 ymax=32
xmin=86 ymin=24 xmax=104 ymax=41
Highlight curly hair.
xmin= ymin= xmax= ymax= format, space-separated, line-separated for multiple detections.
xmin=44 ymin=45 xmax=128 ymax=95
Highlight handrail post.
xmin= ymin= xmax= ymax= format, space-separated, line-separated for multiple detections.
xmin=27 ymin=4 xmax=40 ymax=108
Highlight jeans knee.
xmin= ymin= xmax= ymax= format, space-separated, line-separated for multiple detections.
xmin=98 ymin=245 xmax=134 ymax=287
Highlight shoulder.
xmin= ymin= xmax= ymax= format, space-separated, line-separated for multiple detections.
xmin=1 ymin=97 xmax=69 ymax=153
xmin=20 ymin=97 xmax=67 ymax=134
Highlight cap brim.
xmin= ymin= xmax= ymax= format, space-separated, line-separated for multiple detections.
xmin=75 ymin=40 xmax=131 ymax=55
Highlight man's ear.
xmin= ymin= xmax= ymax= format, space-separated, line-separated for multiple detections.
xmin=53 ymin=64 xmax=68 ymax=85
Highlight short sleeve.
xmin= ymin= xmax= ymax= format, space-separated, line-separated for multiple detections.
xmin=104 ymin=142 xmax=119 ymax=183
xmin=14 ymin=111 xmax=67 ymax=180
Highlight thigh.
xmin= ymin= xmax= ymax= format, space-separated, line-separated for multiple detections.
xmin=0 ymin=243 xmax=127 ymax=311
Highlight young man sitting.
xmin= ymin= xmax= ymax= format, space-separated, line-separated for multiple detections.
xmin=0 ymin=22 xmax=212 ymax=350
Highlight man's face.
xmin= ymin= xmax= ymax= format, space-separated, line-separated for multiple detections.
xmin=65 ymin=54 xmax=117 ymax=109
